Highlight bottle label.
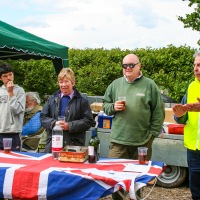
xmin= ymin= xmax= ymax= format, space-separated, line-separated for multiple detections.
xmin=103 ymin=119 xmax=110 ymax=129
xmin=52 ymin=135 xmax=63 ymax=152
xmin=88 ymin=146 xmax=94 ymax=156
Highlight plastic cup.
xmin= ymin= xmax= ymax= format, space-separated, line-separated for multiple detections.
xmin=58 ymin=116 xmax=65 ymax=121
xmin=138 ymin=147 xmax=148 ymax=164
xmin=3 ymin=138 xmax=12 ymax=153
xmin=118 ymin=96 xmax=126 ymax=107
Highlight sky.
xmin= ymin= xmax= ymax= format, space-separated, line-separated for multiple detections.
xmin=0 ymin=0 xmax=199 ymax=50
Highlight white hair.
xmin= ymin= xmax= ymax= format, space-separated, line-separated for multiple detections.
xmin=26 ymin=92 xmax=41 ymax=105
xmin=193 ymin=51 xmax=200 ymax=58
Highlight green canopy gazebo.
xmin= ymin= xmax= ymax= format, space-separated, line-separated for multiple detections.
xmin=0 ymin=20 xmax=69 ymax=75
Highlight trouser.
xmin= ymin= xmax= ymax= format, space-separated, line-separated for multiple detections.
xmin=109 ymin=138 xmax=154 ymax=200
xmin=108 ymin=138 xmax=154 ymax=160
xmin=0 ymin=133 xmax=21 ymax=151
xmin=187 ymin=149 xmax=200 ymax=200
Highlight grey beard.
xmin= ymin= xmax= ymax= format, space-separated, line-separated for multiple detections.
xmin=25 ymin=106 xmax=34 ymax=112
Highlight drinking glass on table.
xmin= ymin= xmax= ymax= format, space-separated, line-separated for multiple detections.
xmin=3 ymin=138 xmax=12 ymax=154
xmin=58 ymin=116 xmax=65 ymax=121
xmin=138 ymin=147 xmax=148 ymax=164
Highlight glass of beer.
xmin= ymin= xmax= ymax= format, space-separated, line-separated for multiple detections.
xmin=118 ymin=96 xmax=126 ymax=108
xmin=138 ymin=147 xmax=148 ymax=164
xmin=3 ymin=138 xmax=12 ymax=153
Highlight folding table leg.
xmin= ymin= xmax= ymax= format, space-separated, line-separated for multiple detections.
xmin=136 ymin=187 xmax=143 ymax=199
xmin=117 ymin=190 xmax=127 ymax=199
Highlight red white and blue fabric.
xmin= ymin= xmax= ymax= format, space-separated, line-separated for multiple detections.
xmin=0 ymin=151 xmax=164 ymax=200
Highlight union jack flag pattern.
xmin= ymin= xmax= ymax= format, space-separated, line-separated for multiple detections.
xmin=0 ymin=151 xmax=164 ymax=200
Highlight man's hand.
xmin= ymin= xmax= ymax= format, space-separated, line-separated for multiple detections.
xmin=186 ymin=102 xmax=200 ymax=112
xmin=172 ymin=104 xmax=188 ymax=117
xmin=114 ymin=100 xmax=125 ymax=111
xmin=172 ymin=99 xmax=200 ymax=116
xmin=6 ymin=80 xmax=14 ymax=97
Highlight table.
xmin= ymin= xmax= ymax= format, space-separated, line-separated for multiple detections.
xmin=0 ymin=151 xmax=165 ymax=200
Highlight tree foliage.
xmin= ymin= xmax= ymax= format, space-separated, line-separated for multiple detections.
xmin=69 ymin=45 xmax=196 ymax=102
xmin=0 ymin=59 xmax=58 ymax=103
xmin=178 ymin=0 xmax=200 ymax=45
xmin=0 ymin=45 xmax=197 ymax=103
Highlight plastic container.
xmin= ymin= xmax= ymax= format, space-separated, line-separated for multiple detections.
xmin=98 ymin=115 xmax=113 ymax=129
xmin=168 ymin=124 xmax=184 ymax=135
xmin=52 ymin=121 xmax=63 ymax=159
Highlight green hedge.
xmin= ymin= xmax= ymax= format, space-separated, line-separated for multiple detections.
xmin=0 ymin=45 xmax=198 ymax=103
xmin=69 ymin=45 xmax=196 ymax=102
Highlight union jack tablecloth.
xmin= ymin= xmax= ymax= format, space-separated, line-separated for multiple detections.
xmin=0 ymin=151 xmax=165 ymax=200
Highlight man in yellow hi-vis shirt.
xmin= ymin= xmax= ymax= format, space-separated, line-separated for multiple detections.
xmin=173 ymin=51 xmax=200 ymax=200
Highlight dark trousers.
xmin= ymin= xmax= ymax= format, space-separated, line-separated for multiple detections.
xmin=187 ymin=149 xmax=200 ymax=200
xmin=108 ymin=138 xmax=154 ymax=160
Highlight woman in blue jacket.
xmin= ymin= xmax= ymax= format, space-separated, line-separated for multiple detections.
xmin=40 ymin=68 xmax=95 ymax=153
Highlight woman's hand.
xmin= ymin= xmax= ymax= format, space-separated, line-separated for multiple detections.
xmin=59 ymin=121 xmax=69 ymax=130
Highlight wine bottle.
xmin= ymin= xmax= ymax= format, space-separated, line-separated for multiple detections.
xmin=88 ymin=129 xmax=98 ymax=163
xmin=94 ymin=128 xmax=100 ymax=161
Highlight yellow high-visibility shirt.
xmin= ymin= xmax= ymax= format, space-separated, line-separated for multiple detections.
xmin=184 ymin=78 xmax=200 ymax=150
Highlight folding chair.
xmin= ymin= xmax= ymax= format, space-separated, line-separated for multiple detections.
xmin=21 ymin=128 xmax=45 ymax=153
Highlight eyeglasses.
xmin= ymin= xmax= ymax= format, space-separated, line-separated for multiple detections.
xmin=122 ymin=62 xmax=139 ymax=69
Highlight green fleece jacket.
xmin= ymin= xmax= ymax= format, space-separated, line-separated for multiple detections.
xmin=102 ymin=76 xmax=165 ymax=146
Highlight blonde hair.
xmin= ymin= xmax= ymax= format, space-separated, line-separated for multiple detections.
xmin=58 ymin=68 xmax=75 ymax=85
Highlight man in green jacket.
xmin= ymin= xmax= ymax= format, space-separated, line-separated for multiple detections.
xmin=103 ymin=53 xmax=165 ymax=199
